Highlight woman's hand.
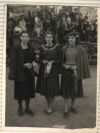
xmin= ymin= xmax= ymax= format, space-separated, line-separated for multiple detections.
xmin=32 ymin=61 xmax=39 ymax=74
xmin=73 ymin=69 xmax=78 ymax=78
xmin=43 ymin=60 xmax=48 ymax=64
xmin=24 ymin=63 xmax=32 ymax=69
xmin=45 ymin=60 xmax=54 ymax=74
xmin=43 ymin=60 xmax=54 ymax=64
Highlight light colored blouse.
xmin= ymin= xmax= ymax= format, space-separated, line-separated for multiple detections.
xmin=64 ymin=47 xmax=78 ymax=65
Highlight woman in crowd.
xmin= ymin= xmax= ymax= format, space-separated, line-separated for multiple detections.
xmin=57 ymin=13 xmax=74 ymax=46
xmin=37 ymin=31 xmax=61 ymax=114
xmin=61 ymin=32 xmax=90 ymax=117
xmin=14 ymin=16 xmax=27 ymax=33
xmin=9 ymin=31 xmax=35 ymax=116
xmin=7 ymin=18 xmax=15 ymax=65
xmin=31 ymin=21 xmax=44 ymax=51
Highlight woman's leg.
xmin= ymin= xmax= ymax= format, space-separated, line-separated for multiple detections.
xmin=17 ymin=99 xmax=24 ymax=116
xmin=78 ymin=78 xmax=84 ymax=97
xmin=25 ymin=98 xmax=34 ymax=116
xmin=70 ymin=97 xmax=77 ymax=113
xmin=61 ymin=69 xmax=71 ymax=117
xmin=70 ymin=69 xmax=78 ymax=113
xmin=64 ymin=98 xmax=70 ymax=117
xmin=45 ymin=96 xmax=54 ymax=114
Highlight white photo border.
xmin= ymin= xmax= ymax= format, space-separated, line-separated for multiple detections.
xmin=0 ymin=1 xmax=99 ymax=133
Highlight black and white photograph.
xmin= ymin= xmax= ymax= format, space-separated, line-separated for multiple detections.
xmin=6 ymin=5 xmax=97 ymax=129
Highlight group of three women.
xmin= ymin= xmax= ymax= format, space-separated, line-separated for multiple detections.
xmin=9 ymin=30 xmax=90 ymax=117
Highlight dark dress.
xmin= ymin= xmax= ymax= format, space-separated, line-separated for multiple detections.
xmin=9 ymin=45 xmax=35 ymax=100
xmin=61 ymin=67 xmax=76 ymax=98
xmin=37 ymin=44 xmax=61 ymax=97
xmin=60 ymin=47 xmax=77 ymax=99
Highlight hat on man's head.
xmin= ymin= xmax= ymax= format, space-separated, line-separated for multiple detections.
xmin=64 ymin=30 xmax=79 ymax=41
xmin=68 ymin=31 xmax=79 ymax=37
xmin=44 ymin=29 xmax=54 ymax=37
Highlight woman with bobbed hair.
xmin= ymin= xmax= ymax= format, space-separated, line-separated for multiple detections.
xmin=37 ymin=31 xmax=61 ymax=114
xmin=61 ymin=31 xmax=90 ymax=117
xmin=9 ymin=31 xmax=35 ymax=116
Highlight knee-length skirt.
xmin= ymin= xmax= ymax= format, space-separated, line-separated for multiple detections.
xmin=37 ymin=74 xmax=59 ymax=97
xmin=60 ymin=67 xmax=77 ymax=98
xmin=14 ymin=70 xmax=35 ymax=100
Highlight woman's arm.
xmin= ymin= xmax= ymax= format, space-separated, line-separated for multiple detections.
xmin=8 ymin=46 xmax=17 ymax=80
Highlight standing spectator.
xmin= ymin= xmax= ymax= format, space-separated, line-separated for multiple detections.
xmin=89 ymin=20 xmax=97 ymax=42
xmin=25 ymin=11 xmax=33 ymax=36
xmin=80 ymin=15 xmax=90 ymax=41
xmin=34 ymin=16 xmax=43 ymax=33
xmin=31 ymin=16 xmax=44 ymax=51
xmin=7 ymin=18 xmax=15 ymax=65
xmin=12 ymin=17 xmax=28 ymax=48
xmin=57 ymin=13 xmax=74 ymax=46
xmin=57 ymin=14 xmax=68 ymax=45
xmin=14 ymin=16 xmax=27 ymax=33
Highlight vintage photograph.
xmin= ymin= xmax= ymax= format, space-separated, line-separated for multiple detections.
xmin=6 ymin=5 xmax=97 ymax=129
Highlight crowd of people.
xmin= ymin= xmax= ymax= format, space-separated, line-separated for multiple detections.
xmin=7 ymin=6 xmax=97 ymax=67
xmin=7 ymin=6 xmax=97 ymax=52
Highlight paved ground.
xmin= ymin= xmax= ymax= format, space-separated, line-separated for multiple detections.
xmin=5 ymin=66 xmax=96 ymax=129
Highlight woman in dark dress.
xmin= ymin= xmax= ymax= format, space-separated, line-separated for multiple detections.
xmin=9 ymin=31 xmax=35 ymax=116
xmin=61 ymin=32 xmax=90 ymax=117
xmin=37 ymin=31 xmax=61 ymax=114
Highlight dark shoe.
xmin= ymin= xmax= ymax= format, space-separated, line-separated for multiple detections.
xmin=25 ymin=108 xmax=34 ymax=116
xmin=70 ymin=107 xmax=78 ymax=114
xmin=17 ymin=108 xmax=24 ymax=116
xmin=44 ymin=108 xmax=53 ymax=115
xmin=64 ymin=111 xmax=70 ymax=118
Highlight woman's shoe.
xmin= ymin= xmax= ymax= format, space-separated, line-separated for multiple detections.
xmin=25 ymin=108 xmax=34 ymax=116
xmin=17 ymin=107 xmax=24 ymax=116
xmin=70 ymin=107 xmax=78 ymax=114
xmin=63 ymin=111 xmax=70 ymax=118
xmin=44 ymin=108 xmax=53 ymax=115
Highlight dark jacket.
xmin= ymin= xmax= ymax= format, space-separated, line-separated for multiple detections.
xmin=9 ymin=43 xmax=35 ymax=81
